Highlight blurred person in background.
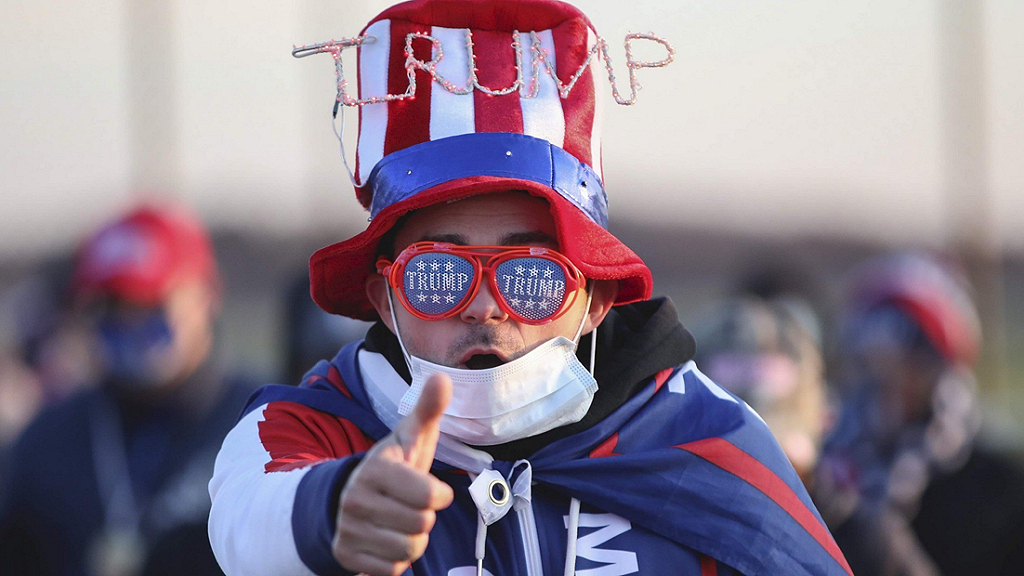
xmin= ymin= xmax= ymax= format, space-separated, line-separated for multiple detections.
xmin=0 ymin=204 xmax=253 ymax=576
xmin=0 ymin=348 xmax=44 ymax=456
xmin=692 ymin=296 xmax=828 ymax=488
xmin=282 ymin=273 xmax=372 ymax=385
xmin=0 ymin=269 xmax=99 ymax=455
xmin=817 ymin=252 xmax=1024 ymax=576
xmin=736 ymin=262 xmax=831 ymax=354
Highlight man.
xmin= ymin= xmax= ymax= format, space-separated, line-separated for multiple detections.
xmin=818 ymin=253 xmax=1024 ymax=576
xmin=0 ymin=204 xmax=251 ymax=576
xmin=208 ymin=1 xmax=850 ymax=575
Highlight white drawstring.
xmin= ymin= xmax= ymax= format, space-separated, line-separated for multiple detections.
xmin=472 ymin=487 xmax=583 ymax=576
xmin=468 ymin=462 xmax=534 ymax=576
xmin=475 ymin=514 xmax=487 ymax=576
xmin=564 ymin=497 xmax=581 ymax=576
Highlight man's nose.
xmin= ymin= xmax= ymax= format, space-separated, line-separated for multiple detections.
xmin=460 ymin=278 xmax=508 ymax=324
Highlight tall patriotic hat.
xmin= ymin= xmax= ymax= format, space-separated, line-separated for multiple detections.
xmin=295 ymin=0 xmax=674 ymax=320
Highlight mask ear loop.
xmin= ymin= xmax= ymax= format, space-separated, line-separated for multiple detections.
xmin=570 ymin=287 xmax=597 ymax=376
xmin=385 ymin=284 xmax=414 ymax=376
xmin=570 ymin=289 xmax=593 ymax=345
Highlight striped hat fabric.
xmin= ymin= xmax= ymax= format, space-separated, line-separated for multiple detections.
xmin=303 ymin=0 xmax=665 ymax=320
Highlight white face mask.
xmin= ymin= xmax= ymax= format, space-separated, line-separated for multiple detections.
xmin=389 ymin=288 xmax=598 ymax=446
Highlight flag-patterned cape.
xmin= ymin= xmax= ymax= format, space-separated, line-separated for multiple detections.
xmin=210 ymin=340 xmax=851 ymax=576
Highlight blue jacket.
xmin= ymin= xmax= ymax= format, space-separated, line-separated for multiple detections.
xmin=0 ymin=373 xmax=253 ymax=576
xmin=209 ymin=320 xmax=850 ymax=576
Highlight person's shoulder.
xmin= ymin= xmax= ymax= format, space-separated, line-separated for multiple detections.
xmin=663 ymin=361 xmax=784 ymax=449
xmin=12 ymin=387 xmax=100 ymax=446
xmin=2 ymin=386 xmax=103 ymax=480
xmin=933 ymin=442 xmax=1024 ymax=503
xmin=913 ymin=442 xmax=1024 ymax=573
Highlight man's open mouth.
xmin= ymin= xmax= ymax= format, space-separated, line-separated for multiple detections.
xmin=463 ymin=354 xmax=506 ymax=370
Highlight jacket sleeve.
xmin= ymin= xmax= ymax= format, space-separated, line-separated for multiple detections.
xmin=208 ymin=397 xmax=373 ymax=576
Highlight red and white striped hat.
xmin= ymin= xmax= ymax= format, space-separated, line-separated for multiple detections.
xmin=298 ymin=0 xmax=673 ymax=319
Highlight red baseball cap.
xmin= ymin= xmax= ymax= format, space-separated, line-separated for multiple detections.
xmin=296 ymin=0 xmax=674 ymax=320
xmin=71 ymin=204 xmax=219 ymax=306
xmin=846 ymin=253 xmax=981 ymax=366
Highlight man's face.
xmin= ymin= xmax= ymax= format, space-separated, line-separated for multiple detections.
xmin=368 ymin=191 xmax=612 ymax=369
xmin=90 ymin=278 xmax=217 ymax=392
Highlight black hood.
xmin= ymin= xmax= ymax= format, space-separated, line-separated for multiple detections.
xmin=362 ymin=296 xmax=695 ymax=460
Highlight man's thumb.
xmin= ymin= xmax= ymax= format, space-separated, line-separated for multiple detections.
xmin=398 ymin=373 xmax=452 ymax=469
xmin=414 ymin=373 xmax=452 ymax=427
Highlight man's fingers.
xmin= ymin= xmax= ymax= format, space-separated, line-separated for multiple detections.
xmin=341 ymin=477 xmax=443 ymax=532
xmin=394 ymin=373 xmax=452 ymax=471
xmin=335 ymin=519 xmax=429 ymax=563
xmin=353 ymin=456 xmax=453 ymax=509
xmin=333 ymin=375 xmax=453 ymax=574
xmin=379 ymin=471 xmax=453 ymax=511
xmin=346 ymin=448 xmax=454 ymax=506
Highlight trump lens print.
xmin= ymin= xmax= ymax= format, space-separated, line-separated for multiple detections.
xmin=402 ymin=253 xmax=567 ymax=320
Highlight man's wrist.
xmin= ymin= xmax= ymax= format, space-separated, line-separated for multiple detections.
xmin=292 ymin=455 xmax=366 ymax=576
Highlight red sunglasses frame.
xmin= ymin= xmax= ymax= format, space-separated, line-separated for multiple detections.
xmin=376 ymin=242 xmax=586 ymax=325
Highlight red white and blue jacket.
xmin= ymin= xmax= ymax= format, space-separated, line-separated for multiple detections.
xmin=209 ymin=303 xmax=851 ymax=576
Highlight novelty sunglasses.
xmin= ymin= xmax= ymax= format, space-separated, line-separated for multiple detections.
xmin=376 ymin=242 xmax=586 ymax=324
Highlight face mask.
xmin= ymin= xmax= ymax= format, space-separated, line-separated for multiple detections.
xmin=97 ymin=310 xmax=174 ymax=388
xmin=389 ymin=287 xmax=598 ymax=446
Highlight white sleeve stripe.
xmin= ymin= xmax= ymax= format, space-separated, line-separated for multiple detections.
xmin=208 ymin=404 xmax=318 ymax=576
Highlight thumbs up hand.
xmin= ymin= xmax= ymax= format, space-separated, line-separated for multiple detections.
xmin=332 ymin=374 xmax=455 ymax=576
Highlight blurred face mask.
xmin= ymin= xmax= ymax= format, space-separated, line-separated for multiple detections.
xmin=97 ymin=309 xmax=175 ymax=388
xmin=388 ymin=287 xmax=598 ymax=446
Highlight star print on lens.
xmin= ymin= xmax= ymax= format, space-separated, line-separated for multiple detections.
xmin=403 ymin=252 xmax=474 ymax=315
xmin=380 ymin=242 xmax=585 ymax=324
xmin=495 ymin=257 xmax=567 ymax=321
